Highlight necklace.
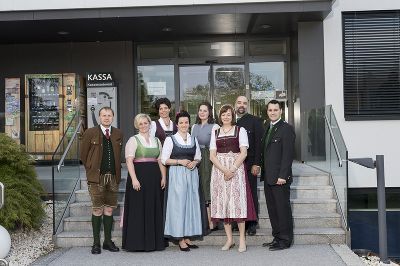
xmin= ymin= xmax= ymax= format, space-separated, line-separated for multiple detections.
xmin=222 ymin=126 xmax=234 ymax=134
xmin=163 ymin=118 xmax=170 ymax=128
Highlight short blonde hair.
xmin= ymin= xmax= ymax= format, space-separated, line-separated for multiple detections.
xmin=134 ymin=113 xmax=151 ymax=129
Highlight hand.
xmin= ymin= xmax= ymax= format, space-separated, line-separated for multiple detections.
xmin=223 ymin=169 xmax=235 ymax=181
xmin=186 ymin=160 xmax=197 ymax=170
xmin=161 ymin=176 xmax=166 ymax=189
xmin=251 ymin=165 xmax=260 ymax=176
xmin=132 ymin=178 xmax=141 ymax=191
xmin=178 ymin=159 xmax=191 ymax=167
xmin=276 ymin=178 xmax=287 ymax=185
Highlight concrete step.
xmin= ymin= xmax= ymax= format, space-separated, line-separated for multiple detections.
xmin=258 ymin=185 xmax=334 ymax=199
xmin=69 ymin=198 xmax=337 ymax=217
xmin=79 ymin=174 xmax=331 ymax=190
xmin=55 ymin=227 xmax=345 ymax=247
xmin=74 ymin=185 xmax=334 ymax=203
xmin=63 ymin=212 xmax=342 ymax=232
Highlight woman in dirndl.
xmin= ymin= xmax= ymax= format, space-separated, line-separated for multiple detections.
xmin=191 ymin=102 xmax=219 ymax=232
xmin=122 ymin=113 xmax=166 ymax=251
xmin=161 ymin=111 xmax=203 ymax=251
xmin=209 ymin=104 xmax=256 ymax=253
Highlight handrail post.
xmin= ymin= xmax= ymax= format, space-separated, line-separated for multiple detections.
xmin=376 ymin=155 xmax=389 ymax=264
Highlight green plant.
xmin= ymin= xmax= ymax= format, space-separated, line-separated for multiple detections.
xmin=0 ymin=133 xmax=45 ymax=231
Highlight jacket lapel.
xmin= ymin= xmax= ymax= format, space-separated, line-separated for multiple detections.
xmin=266 ymin=119 xmax=284 ymax=147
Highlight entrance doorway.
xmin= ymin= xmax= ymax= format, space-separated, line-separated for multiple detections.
xmin=179 ymin=62 xmax=287 ymax=124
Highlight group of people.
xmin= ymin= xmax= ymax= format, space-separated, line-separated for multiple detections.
xmin=79 ymin=95 xmax=296 ymax=255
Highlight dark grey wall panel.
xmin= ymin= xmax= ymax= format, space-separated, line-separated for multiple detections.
xmin=0 ymin=41 xmax=135 ymax=145
xmin=297 ymin=21 xmax=325 ymax=160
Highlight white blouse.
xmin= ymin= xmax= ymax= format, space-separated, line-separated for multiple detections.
xmin=125 ymin=134 xmax=162 ymax=159
xmin=150 ymin=118 xmax=174 ymax=137
xmin=209 ymin=126 xmax=249 ymax=150
xmin=161 ymin=132 xmax=201 ymax=165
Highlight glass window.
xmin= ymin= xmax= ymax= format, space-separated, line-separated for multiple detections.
xmin=249 ymin=62 xmax=285 ymax=121
xmin=178 ymin=42 xmax=244 ymax=58
xmin=138 ymin=44 xmax=175 ymax=60
xmin=248 ymin=40 xmax=286 ymax=56
xmin=137 ymin=65 xmax=175 ymax=120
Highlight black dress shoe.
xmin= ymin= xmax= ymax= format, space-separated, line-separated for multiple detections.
xmin=247 ymin=226 xmax=256 ymax=236
xmin=179 ymin=244 xmax=190 ymax=252
xmin=91 ymin=244 xmax=101 ymax=254
xmin=269 ymin=242 xmax=290 ymax=251
xmin=186 ymin=243 xmax=199 ymax=249
xmin=262 ymin=239 xmax=278 ymax=247
xmin=103 ymin=241 xmax=120 ymax=252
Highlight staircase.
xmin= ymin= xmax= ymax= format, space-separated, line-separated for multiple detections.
xmin=55 ymin=162 xmax=346 ymax=247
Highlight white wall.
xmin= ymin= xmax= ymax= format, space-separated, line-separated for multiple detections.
xmin=324 ymin=0 xmax=400 ymax=188
xmin=0 ymin=0 xmax=321 ymax=12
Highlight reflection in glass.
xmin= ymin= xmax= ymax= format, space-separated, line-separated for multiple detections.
xmin=249 ymin=62 xmax=285 ymax=122
xmin=179 ymin=66 xmax=211 ymax=124
xmin=213 ymin=64 xmax=245 ymax=120
xmin=137 ymin=65 xmax=175 ymax=120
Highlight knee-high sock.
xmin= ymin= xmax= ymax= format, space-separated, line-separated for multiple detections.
xmin=92 ymin=215 xmax=102 ymax=246
xmin=103 ymin=215 xmax=113 ymax=244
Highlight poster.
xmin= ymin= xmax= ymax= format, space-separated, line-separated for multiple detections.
xmin=5 ymin=78 xmax=21 ymax=142
xmin=147 ymin=82 xmax=166 ymax=96
xmin=86 ymin=87 xmax=118 ymax=128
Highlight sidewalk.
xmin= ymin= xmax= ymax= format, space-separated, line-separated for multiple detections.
xmin=33 ymin=244 xmax=364 ymax=266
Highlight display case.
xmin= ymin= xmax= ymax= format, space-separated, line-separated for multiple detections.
xmin=25 ymin=73 xmax=81 ymax=161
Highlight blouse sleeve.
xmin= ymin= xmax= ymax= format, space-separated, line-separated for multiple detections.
xmin=212 ymin=124 xmax=220 ymax=132
xmin=150 ymin=121 xmax=156 ymax=137
xmin=161 ymin=136 xmax=173 ymax=165
xmin=125 ymin=136 xmax=137 ymax=159
xmin=209 ymin=128 xmax=217 ymax=150
xmin=156 ymin=137 xmax=162 ymax=160
xmin=194 ymin=138 xmax=201 ymax=161
xmin=239 ymin=127 xmax=249 ymax=148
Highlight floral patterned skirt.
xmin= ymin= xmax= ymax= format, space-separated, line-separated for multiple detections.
xmin=210 ymin=152 xmax=256 ymax=223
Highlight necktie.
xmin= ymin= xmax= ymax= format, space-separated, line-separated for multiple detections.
xmin=105 ymin=128 xmax=110 ymax=140
xmin=266 ymin=125 xmax=274 ymax=144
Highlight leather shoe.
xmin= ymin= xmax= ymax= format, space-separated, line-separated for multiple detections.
xmin=103 ymin=241 xmax=120 ymax=252
xmin=262 ymin=239 xmax=278 ymax=247
xmin=247 ymin=226 xmax=256 ymax=236
xmin=269 ymin=242 xmax=290 ymax=251
xmin=91 ymin=244 xmax=101 ymax=254
xmin=179 ymin=244 xmax=190 ymax=252
xmin=186 ymin=243 xmax=199 ymax=249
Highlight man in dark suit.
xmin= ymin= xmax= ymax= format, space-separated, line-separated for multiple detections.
xmin=80 ymin=107 xmax=123 ymax=254
xmin=235 ymin=96 xmax=264 ymax=236
xmin=261 ymin=100 xmax=295 ymax=251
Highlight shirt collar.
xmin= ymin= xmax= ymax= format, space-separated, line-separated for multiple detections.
xmin=100 ymin=124 xmax=111 ymax=135
xmin=270 ymin=118 xmax=281 ymax=127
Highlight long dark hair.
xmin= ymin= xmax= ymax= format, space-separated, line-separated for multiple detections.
xmin=195 ymin=101 xmax=215 ymax=124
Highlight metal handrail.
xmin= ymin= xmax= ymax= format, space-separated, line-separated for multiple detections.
xmin=57 ymin=119 xmax=83 ymax=172
xmin=324 ymin=115 xmax=343 ymax=167
xmin=51 ymin=112 xmax=78 ymax=162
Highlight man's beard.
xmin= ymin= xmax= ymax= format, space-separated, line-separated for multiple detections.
xmin=236 ymin=107 xmax=246 ymax=114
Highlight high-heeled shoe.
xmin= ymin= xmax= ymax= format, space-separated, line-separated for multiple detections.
xmin=238 ymin=244 xmax=247 ymax=253
xmin=179 ymin=244 xmax=190 ymax=252
xmin=186 ymin=243 xmax=199 ymax=249
xmin=221 ymin=242 xmax=235 ymax=251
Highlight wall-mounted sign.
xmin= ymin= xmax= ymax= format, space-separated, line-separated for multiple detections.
xmin=275 ymin=90 xmax=287 ymax=100
xmin=147 ymin=81 xmax=166 ymax=96
xmin=86 ymin=72 xmax=115 ymax=87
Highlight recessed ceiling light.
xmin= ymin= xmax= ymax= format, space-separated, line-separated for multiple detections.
xmin=260 ymin=24 xmax=272 ymax=29
xmin=57 ymin=31 xmax=70 ymax=35
xmin=162 ymin=27 xmax=173 ymax=32
xmin=97 ymin=30 xmax=103 ymax=33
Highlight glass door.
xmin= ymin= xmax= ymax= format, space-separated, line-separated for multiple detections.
xmin=249 ymin=62 xmax=287 ymax=123
xmin=179 ymin=65 xmax=211 ymax=124
xmin=212 ymin=64 xmax=245 ymax=120
xmin=179 ymin=64 xmax=245 ymax=123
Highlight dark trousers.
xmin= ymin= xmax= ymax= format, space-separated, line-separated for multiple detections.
xmin=264 ymin=183 xmax=293 ymax=246
xmin=246 ymin=169 xmax=259 ymax=227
